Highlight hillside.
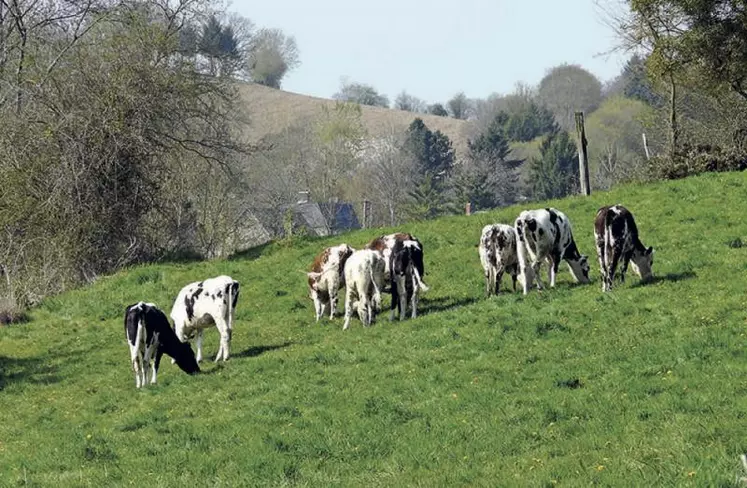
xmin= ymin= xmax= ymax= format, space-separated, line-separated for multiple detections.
xmin=237 ymin=82 xmax=473 ymax=155
xmin=2 ymin=172 xmax=747 ymax=485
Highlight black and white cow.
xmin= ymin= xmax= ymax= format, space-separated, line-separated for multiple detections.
xmin=170 ymin=275 xmax=240 ymax=363
xmin=478 ymin=223 xmax=519 ymax=296
xmin=389 ymin=238 xmax=429 ymax=321
xmin=366 ymin=233 xmax=427 ymax=286
xmin=124 ymin=302 xmax=200 ymax=388
xmin=342 ymin=249 xmax=386 ymax=330
xmin=594 ymin=204 xmax=654 ymax=292
xmin=514 ymin=207 xmax=591 ymax=295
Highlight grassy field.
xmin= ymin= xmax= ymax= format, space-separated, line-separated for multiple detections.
xmin=237 ymin=83 xmax=472 ymax=155
xmin=2 ymin=171 xmax=747 ymax=486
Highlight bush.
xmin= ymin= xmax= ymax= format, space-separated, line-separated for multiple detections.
xmin=649 ymin=144 xmax=747 ymax=180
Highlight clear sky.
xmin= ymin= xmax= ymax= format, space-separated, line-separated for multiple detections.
xmin=230 ymin=0 xmax=628 ymax=104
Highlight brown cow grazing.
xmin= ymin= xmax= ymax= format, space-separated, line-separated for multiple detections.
xmin=307 ymin=244 xmax=355 ymax=321
xmin=594 ymin=205 xmax=654 ymax=292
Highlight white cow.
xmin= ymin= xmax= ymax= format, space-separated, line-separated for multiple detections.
xmin=342 ymin=249 xmax=386 ymax=330
xmin=307 ymin=243 xmax=355 ymax=321
xmin=478 ymin=223 xmax=519 ymax=296
xmin=514 ymin=208 xmax=591 ymax=295
xmin=170 ymin=275 xmax=239 ymax=362
xmin=124 ymin=301 xmax=200 ymax=388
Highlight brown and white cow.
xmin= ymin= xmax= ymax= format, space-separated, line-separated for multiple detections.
xmin=478 ymin=223 xmax=519 ymax=296
xmin=594 ymin=204 xmax=654 ymax=292
xmin=514 ymin=208 xmax=591 ymax=295
xmin=306 ymin=243 xmax=355 ymax=321
xmin=342 ymin=249 xmax=386 ymax=330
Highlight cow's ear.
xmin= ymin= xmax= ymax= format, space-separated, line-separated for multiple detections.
xmin=646 ymin=247 xmax=654 ymax=256
xmin=307 ymin=271 xmax=322 ymax=280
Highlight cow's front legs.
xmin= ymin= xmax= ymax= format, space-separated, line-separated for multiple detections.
xmin=194 ymin=330 xmax=204 ymax=363
xmin=620 ymin=250 xmax=633 ymax=284
xmin=532 ymin=261 xmax=545 ymax=290
xmin=410 ymin=287 xmax=419 ymax=319
xmin=607 ymin=247 xmax=622 ymax=292
xmin=213 ymin=317 xmax=231 ymax=362
xmin=132 ymin=358 xmax=143 ymax=388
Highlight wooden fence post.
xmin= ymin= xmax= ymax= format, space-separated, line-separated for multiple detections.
xmin=465 ymin=202 xmax=471 ymax=216
xmin=362 ymin=200 xmax=371 ymax=229
xmin=575 ymin=112 xmax=591 ymax=196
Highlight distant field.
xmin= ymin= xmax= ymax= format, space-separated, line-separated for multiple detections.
xmin=2 ymin=171 xmax=747 ymax=486
xmin=237 ymin=82 xmax=472 ymax=155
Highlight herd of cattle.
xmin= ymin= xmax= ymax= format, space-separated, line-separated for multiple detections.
xmin=125 ymin=204 xmax=654 ymax=388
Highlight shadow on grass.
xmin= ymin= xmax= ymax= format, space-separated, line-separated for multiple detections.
xmin=234 ymin=342 xmax=293 ymax=358
xmin=229 ymin=241 xmax=276 ymax=262
xmin=0 ymin=351 xmax=75 ymax=390
xmin=418 ymin=295 xmax=480 ymax=316
xmin=631 ymin=270 xmax=697 ymax=288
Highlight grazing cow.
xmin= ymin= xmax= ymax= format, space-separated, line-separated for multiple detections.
xmin=307 ymin=243 xmax=355 ymax=321
xmin=594 ymin=204 xmax=654 ymax=292
xmin=478 ymin=223 xmax=519 ymax=296
xmin=124 ymin=302 xmax=200 ymax=388
xmin=170 ymin=275 xmax=240 ymax=363
xmin=366 ymin=232 xmax=426 ymax=281
xmin=514 ymin=208 xmax=591 ymax=295
xmin=342 ymin=249 xmax=386 ymax=330
xmin=389 ymin=238 xmax=430 ymax=321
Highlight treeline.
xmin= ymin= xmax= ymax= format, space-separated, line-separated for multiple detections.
xmin=0 ymin=0 xmax=299 ymax=318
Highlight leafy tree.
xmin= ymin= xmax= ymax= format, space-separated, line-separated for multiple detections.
xmin=586 ymin=96 xmax=653 ymax=188
xmin=529 ymin=132 xmax=579 ymax=200
xmin=333 ymin=81 xmax=389 ymax=107
xmin=248 ymin=28 xmax=300 ymax=88
xmin=625 ymin=0 xmax=747 ymax=101
xmin=394 ymin=91 xmax=426 ymax=113
xmin=427 ymin=103 xmax=449 ymax=116
xmin=606 ymin=55 xmax=662 ymax=107
xmin=538 ymin=64 xmax=603 ymax=132
xmin=447 ymin=92 xmax=472 ymax=119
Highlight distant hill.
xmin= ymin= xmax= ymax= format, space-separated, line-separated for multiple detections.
xmin=236 ymin=82 xmax=473 ymax=156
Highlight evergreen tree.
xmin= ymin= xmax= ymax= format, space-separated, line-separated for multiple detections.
xmin=459 ymin=115 xmax=524 ymax=209
xmin=529 ymin=132 xmax=579 ymax=200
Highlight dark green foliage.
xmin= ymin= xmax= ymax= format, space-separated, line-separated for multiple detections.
xmin=529 ymin=132 xmax=579 ymax=200
xmin=402 ymin=118 xmax=456 ymax=219
xmin=621 ymin=55 xmax=663 ymax=107
xmin=648 ymin=143 xmax=747 ymax=180
xmin=457 ymin=114 xmax=524 ymax=210
xmin=427 ymin=103 xmax=449 ymax=117
xmin=502 ymin=102 xmax=559 ymax=142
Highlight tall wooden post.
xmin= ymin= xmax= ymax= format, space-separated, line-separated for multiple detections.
xmin=465 ymin=202 xmax=471 ymax=215
xmin=362 ymin=200 xmax=371 ymax=229
xmin=574 ymin=111 xmax=591 ymax=196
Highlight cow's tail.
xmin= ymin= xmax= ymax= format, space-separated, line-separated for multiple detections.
xmin=369 ymin=266 xmax=382 ymax=311
xmin=412 ymin=264 xmax=429 ymax=292
xmin=604 ymin=208 xmax=616 ymax=266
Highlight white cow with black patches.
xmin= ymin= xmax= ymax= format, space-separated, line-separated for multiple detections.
xmin=125 ymin=301 xmax=200 ymax=388
xmin=514 ymin=207 xmax=591 ymax=295
xmin=342 ymin=249 xmax=386 ymax=330
xmin=170 ymin=275 xmax=240 ymax=363
xmin=478 ymin=223 xmax=519 ymax=296
xmin=594 ymin=204 xmax=654 ymax=292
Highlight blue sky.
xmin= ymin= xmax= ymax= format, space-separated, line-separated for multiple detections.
xmin=231 ymin=0 xmax=629 ymax=104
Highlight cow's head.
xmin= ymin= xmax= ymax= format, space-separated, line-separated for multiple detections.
xmin=631 ymin=246 xmax=654 ymax=281
xmin=173 ymin=341 xmax=201 ymax=375
xmin=567 ymin=254 xmax=591 ymax=283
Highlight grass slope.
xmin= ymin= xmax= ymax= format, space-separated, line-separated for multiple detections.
xmin=237 ymin=83 xmax=472 ymax=155
xmin=2 ymin=172 xmax=747 ymax=487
